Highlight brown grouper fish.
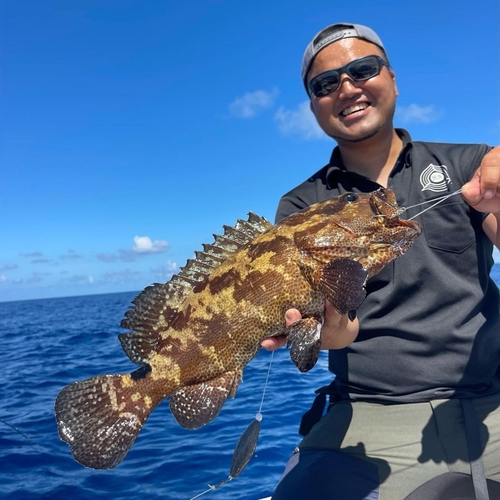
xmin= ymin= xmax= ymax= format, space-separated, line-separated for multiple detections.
xmin=55 ymin=188 xmax=422 ymax=469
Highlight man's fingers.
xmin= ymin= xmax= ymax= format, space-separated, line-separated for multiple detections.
xmin=478 ymin=148 xmax=500 ymax=199
xmin=260 ymin=335 xmax=287 ymax=350
xmin=323 ymin=301 xmax=347 ymax=332
xmin=285 ymin=308 xmax=302 ymax=326
xmin=462 ymin=173 xmax=482 ymax=205
xmin=261 ymin=308 xmax=302 ymax=351
xmin=463 ymin=163 xmax=500 ymax=214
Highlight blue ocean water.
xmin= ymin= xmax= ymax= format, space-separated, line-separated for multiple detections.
xmin=0 ymin=291 xmax=333 ymax=500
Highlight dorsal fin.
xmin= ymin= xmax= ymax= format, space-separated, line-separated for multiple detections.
xmin=119 ymin=212 xmax=272 ymax=364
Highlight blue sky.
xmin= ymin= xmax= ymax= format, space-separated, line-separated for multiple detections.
xmin=2 ymin=0 xmax=499 ymax=302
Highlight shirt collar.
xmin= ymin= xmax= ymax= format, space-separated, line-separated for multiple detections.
xmin=325 ymin=128 xmax=413 ymax=188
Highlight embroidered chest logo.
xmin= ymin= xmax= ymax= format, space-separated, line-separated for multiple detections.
xmin=420 ymin=164 xmax=451 ymax=192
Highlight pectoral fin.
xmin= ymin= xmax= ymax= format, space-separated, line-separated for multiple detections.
xmin=320 ymin=259 xmax=367 ymax=314
xmin=299 ymin=256 xmax=368 ymax=315
xmin=169 ymin=371 xmax=241 ymax=429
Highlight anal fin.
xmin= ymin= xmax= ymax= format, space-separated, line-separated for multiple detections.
xmin=169 ymin=371 xmax=241 ymax=430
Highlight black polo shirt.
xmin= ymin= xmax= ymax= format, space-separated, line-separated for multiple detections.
xmin=276 ymin=129 xmax=500 ymax=402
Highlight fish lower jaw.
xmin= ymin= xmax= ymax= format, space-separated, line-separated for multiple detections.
xmin=390 ymin=241 xmax=414 ymax=255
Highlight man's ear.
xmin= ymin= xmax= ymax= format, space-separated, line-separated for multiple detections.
xmin=389 ymin=69 xmax=398 ymax=97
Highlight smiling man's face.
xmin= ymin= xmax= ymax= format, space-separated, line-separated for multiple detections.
xmin=307 ymin=38 xmax=398 ymax=145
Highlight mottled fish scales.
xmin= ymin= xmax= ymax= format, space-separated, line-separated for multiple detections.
xmin=55 ymin=190 xmax=422 ymax=470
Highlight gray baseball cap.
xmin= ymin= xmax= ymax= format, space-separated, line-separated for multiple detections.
xmin=301 ymin=23 xmax=386 ymax=90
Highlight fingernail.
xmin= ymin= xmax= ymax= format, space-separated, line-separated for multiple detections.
xmin=484 ymin=189 xmax=495 ymax=199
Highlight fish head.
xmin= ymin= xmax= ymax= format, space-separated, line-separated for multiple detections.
xmin=290 ymin=187 xmax=422 ymax=278
xmin=367 ymin=187 xmax=422 ymax=249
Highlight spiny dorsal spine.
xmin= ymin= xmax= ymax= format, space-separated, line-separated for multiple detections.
xmin=118 ymin=212 xmax=272 ymax=365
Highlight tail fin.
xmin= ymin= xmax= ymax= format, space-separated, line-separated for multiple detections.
xmin=55 ymin=371 xmax=158 ymax=469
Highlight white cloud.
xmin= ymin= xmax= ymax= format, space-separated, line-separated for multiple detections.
xmin=60 ymin=250 xmax=82 ymax=260
xmin=26 ymin=272 xmax=44 ymax=283
xmin=274 ymin=101 xmax=327 ymax=140
xmin=99 ymin=269 xmax=142 ymax=284
xmin=132 ymin=236 xmax=169 ymax=254
xmin=97 ymin=252 xmax=118 ymax=263
xmin=68 ymin=274 xmax=94 ymax=284
xmin=396 ymin=104 xmax=443 ymax=124
xmin=97 ymin=236 xmax=170 ymax=263
xmin=32 ymin=258 xmax=52 ymax=264
xmin=20 ymin=251 xmax=43 ymax=258
xmin=0 ymin=263 xmax=18 ymax=271
xmin=151 ymin=261 xmax=178 ymax=279
xmin=117 ymin=249 xmax=137 ymax=262
xmin=229 ymin=88 xmax=279 ymax=119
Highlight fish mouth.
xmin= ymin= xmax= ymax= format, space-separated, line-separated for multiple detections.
xmin=395 ymin=218 xmax=423 ymax=234
xmin=370 ymin=188 xmax=423 ymax=238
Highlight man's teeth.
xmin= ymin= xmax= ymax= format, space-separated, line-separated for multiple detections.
xmin=341 ymin=103 xmax=369 ymax=116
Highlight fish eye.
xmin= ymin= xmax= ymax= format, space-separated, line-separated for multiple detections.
xmin=342 ymin=193 xmax=358 ymax=203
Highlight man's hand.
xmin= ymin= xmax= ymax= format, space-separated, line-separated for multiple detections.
xmin=260 ymin=301 xmax=360 ymax=351
xmin=260 ymin=309 xmax=300 ymax=351
xmin=462 ymin=146 xmax=500 ymax=214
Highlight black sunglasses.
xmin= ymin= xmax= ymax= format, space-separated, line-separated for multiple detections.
xmin=308 ymin=55 xmax=390 ymax=98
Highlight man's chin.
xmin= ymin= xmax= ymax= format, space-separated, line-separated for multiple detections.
xmin=331 ymin=126 xmax=382 ymax=144
xmin=330 ymin=124 xmax=387 ymax=144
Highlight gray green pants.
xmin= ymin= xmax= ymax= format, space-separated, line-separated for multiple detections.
xmin=272 ymin=393 xmax=500 ymax=499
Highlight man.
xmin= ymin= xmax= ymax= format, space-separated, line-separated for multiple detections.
xmin=262 ymin=23 xmax=500 ymax=499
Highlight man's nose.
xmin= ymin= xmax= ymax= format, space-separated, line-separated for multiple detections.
xmin=337 ymin=74 xmax=363 ymax=99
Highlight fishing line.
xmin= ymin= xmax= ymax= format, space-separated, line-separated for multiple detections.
xmin=373 ymin=189 xmax=463 ymax=220
xmin=0 ymin=418 xmax=30 ymax=440
xmin=189 ymin=351 xmax=274 ymax=500
xmin=258 ymin=349 xmax=274 ymax=415
xmin=404 ymin=189 xmax=463 ymax=220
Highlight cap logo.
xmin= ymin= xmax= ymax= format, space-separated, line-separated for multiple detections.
xmin=420 ymin=164 xmax=451 ymax=192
